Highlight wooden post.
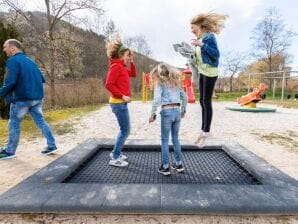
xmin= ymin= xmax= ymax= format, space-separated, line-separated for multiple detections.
xmin=142 ymin=72 xmax=145 ymax=102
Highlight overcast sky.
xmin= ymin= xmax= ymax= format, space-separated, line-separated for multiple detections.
xmin=103 ymin=0 xmax=298 ymax=70
xmin=13 ymin=0 xmax=298 ymax=71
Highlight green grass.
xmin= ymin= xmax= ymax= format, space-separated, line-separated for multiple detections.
xmin=212 ymin=91 xmax=298 ymax=108
xmin=0 ymin=104 xmax=102 ymax=144
xmin=213 ymin=92 xmax=247 ymax=102
xmin=135 ymin=90 xmax=298 ymax=108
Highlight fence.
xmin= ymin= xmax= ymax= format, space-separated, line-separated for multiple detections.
xmin=247 ymin=70 xmax=298 ymax=102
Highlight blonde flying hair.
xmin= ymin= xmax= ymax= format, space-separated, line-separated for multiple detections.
xmin=191 ymin=12 xmax=228 ymax=34
xmin=106 ymin=39 xmax=130 ymax=59
xmin=150 ymin=63 xmax=181 ymax=88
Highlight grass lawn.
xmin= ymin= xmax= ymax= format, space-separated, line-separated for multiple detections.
xmin=0 ymin=104 xmax=102 ymax=145
xmin=214 ymin=92 xmax=298 ymax=109
xmin=135 ymin=90 xmax=298 ymax=109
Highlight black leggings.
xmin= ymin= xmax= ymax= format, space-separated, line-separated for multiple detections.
xmin=199 ymin=74 xmax=217 ymax=132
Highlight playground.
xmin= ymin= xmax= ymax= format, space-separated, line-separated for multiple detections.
xmin=0 ymin=101 xmax=297 ymax=223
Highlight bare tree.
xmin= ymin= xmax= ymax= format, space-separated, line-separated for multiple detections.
xmin=1 ymin=0 xmax=104 ymax=106
xmin=250 ymin=7 xmax=296 ymax=89
xmin=55 ymin=18 xmax=84 ymax=80
xmin=102 ymin=19 xmax=119 ymax=40
xmin=222 ymin=51 xmax=247 ymax=92
xmin=124 ymin=35 xmax=152 ymax=56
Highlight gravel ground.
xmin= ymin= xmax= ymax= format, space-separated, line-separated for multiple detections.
xmin=0 ymin=101 xmax=297 ymax=224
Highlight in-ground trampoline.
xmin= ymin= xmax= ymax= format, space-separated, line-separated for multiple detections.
xmin=0 ymin=138 xmax=297 ymax=214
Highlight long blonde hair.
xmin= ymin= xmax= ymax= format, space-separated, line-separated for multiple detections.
xmin=150 ymin=63 xmax=181 ymax=87
xmin=191 ymin=12 xmax=228 ymax=34
xmin=106 ymin=39 xmax=130 ymax=59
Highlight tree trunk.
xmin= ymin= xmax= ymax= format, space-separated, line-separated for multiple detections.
xmin=49 ymin=42 xmax=56 ymax=106
xmin=268 ymin=58 xmax=272 ymax=91
xmin=50 ymin=78 xmax=55 ymax=107
xmin=229 ymin=76 xmax=233 ymax=92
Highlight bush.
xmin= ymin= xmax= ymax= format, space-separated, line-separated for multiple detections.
xmin=43 ymin=78 xmax=109 ymax=108
xmin=0 ymin=21 xmax=21 ymax=119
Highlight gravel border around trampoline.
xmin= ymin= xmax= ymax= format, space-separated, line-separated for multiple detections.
xmin=0 ymin=138 xmax=297 ymax=215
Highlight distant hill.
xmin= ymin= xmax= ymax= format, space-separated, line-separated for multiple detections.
xmin=0 ymin=11 xmax=160 ymax=92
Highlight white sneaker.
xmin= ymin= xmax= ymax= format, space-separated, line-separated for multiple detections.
xmin=194 ymin=132 xmax=203 ymax=144
xmin=109 ymin=153 xmax=127 ymax=161
xmin=197 ymin=132 xmax=210 ymax=148
xmin=109 ymin=158 xmax=129 ymax=167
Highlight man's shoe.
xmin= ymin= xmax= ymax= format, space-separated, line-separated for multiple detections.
xmin=0 ymin=149 xmax=16 ymax=160
xmin=171 ymin=164 xmax=185 ymax=173
xmin=109 ymin=158 xmax=128 ymax=167
xmin=109 ymin=152 xmax=127 ymax=161
xmin=41 ymin=146 xmax=58 ymax=155
xmin=158 ymin=165 xmax=170 ymax=176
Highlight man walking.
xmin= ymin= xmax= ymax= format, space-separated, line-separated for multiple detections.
xmin=0 ymin=39 xmax=57 ymax=160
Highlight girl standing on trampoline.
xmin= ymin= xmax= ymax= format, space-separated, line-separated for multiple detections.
xmin=149 ymin=63 xmax=187 ymax=176
xmin=190 ymin=12 xmax=227 ymax=147
xmin=105 ymin=39 xmax=137 ymax=167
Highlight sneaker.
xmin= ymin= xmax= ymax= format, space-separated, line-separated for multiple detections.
xmin=194 ymin=132 xmax=203 ymax=144
xmin=0 ymin=149 xmax=16 ymax=160
xmin=158 ymin=165 xmax=171 ymax=176
xmin=109 ymin=158 xmax=128 ymax=167
xmin=171 ymin=164 xmax=185 ymax=173
xmin=109 ymin=152 xmax=127 ymax=161
xmin=41 ymin=146 xmax=58 ymax=155
xmin=197 ymin=132 xmax=210 ymax=148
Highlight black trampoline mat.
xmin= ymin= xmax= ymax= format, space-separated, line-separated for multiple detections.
xmin=63 ymin=148 xmax=261 ymax=185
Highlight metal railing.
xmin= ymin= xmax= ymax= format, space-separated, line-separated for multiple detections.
xmin=247 ymin=70 xmax=298 ymax=102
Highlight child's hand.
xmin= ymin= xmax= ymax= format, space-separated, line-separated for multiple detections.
xmin=191 ymin=39 xmax=203 ymax=47
xmin=129 ymin=53 xmax=134 ymax=63
xmin=122 ymin=95 xmax=131 ymax=103
xmin=149 ymin=114 xmax=156 ymax=123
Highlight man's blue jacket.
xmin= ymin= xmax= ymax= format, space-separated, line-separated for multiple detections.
xmin=0 ymin=52 xmax=45 ymax=103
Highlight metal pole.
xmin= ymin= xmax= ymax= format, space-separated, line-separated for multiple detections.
xmin=273 ymin=79 xmax=276 ymax=99
xmin=248 ymin=73 xmax=251 ymax=93
xmin=142 ymin=72 xmax=145 ymax=102
xmin=281 ymin=70 xmax=286 ymax=102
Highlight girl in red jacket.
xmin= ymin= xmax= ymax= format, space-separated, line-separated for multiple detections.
xmin=105 ymin=39 xmax=137 ymax=167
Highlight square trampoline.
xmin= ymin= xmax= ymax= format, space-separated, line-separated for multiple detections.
xmin=0 ymin=138 xmax=297 ymax=214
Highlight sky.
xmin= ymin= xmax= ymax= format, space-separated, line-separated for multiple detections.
xmin=102 ymin=0 xmax=298 ymax=70
xmin=9 ymin=0 xmax=298 ymax=71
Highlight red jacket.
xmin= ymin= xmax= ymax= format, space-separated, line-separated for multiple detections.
xmin=105 ymin=59 xmax=137 ymax=99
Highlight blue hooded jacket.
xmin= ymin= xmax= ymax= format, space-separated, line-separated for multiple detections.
xmin=200 ymin=32 xmax=220 ymax=67
xmin=0 ymin=52 xmax=45 ymax=103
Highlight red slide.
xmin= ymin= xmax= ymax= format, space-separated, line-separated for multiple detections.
xmin=182 ymin=66 xmax=196 ymax=103
xmin=184 ymin=78 xmax=196 ymax=103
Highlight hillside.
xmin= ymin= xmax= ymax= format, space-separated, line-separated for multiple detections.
xmin=0 ymin=11 xmax=160 ymax=93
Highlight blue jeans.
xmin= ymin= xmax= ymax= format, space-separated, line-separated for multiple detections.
xmin=160 ymin=108 xmax=183 ymax=168
xmin=110 ymin=103 xmax=130 ymax=159
xmin=4 ymin=100 xmax=56 ymax=154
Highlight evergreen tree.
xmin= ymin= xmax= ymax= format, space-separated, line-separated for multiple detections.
xmin=0 ymin=21 xmax=21 ymax=119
